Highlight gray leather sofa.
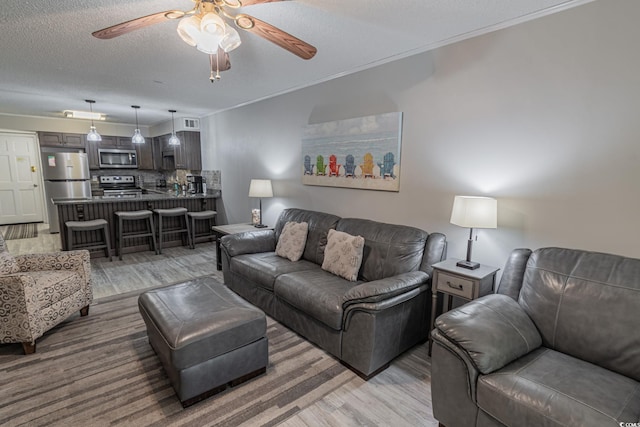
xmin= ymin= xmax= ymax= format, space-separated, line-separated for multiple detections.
xmin=221 ymin=208 xmax=447 ymax=378
xmin=431 ymin=247 xmax=640 ymax=427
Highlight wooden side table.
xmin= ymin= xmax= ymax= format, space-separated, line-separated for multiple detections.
xmin=211 ymin=223 xmax=273 ymax=271
xmin=428 ymin=259 xmax=499 ymax=354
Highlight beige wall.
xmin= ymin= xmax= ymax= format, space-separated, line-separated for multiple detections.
xmin=0 ymin=114 xmax=146 ymax=138
xmin=201 ymin=0 xmax=640 ymax=269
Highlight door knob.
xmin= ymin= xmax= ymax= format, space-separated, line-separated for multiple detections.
xmin=33 ymin=184 xmax=38 ymax=187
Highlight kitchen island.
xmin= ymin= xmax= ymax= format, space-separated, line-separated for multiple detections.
xmin=53 ymin=190 xmax=220 ymax=257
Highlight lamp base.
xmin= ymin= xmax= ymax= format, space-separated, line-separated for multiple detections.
xmin=254 ymin=224 xmax=268 ymax=228
xmin=456 ymin=260 xmax=480 ymax=270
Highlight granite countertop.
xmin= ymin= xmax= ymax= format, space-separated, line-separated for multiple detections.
xmin=53 ymin=189 xmax=221 ymax=205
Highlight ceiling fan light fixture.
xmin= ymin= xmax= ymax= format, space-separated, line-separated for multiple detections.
xmin=200 ymin=12 xmax=225 ymax=36
xmin=85 ymin=100 xmax=102 ymax=142
xmin=196 ymin=32 xmax=224 ymax=54
xmin=220 ymin=26 xmax=241 ymax=52
xmin=131 ymin=105 xmax=145 ymax=144
xmin=177 ymin=15 xmax=202 ymax=46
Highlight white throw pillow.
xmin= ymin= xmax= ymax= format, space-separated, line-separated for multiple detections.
xmin=321 ymin=229 xmax=365 ymax=282
xmin=276 ymin=221 xmax=309 ymax=262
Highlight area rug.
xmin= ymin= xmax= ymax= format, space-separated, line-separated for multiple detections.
xmin=3 ymin=223 xmax=38 ymax=240
xmin=0 ymin=284 xmax=354 ymax=427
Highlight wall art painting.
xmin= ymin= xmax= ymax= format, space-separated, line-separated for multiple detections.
xmin=301 ymin=112 xmax=402 ymax=192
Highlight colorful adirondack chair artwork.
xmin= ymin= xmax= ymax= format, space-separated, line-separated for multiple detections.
xmin=377 ymin=152 xmax=396 ymax=178
xmin=328 ymin=154 xmax=341 ymax=176
xmin=344 ymin=154 xmax=356 ymax=177
xmin=316 ymin=155 xmax=327 ymax=176
xmin=360 ymin=153 xmax=374 ymax=178
xmin=303 ymin=155 xmax=314 ymax=175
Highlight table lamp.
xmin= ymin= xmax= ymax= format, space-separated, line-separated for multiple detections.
xmin=450 ymin=195 xmax=497 ymax=269
xmin=248 ymin=179 xmax=273 ymax=228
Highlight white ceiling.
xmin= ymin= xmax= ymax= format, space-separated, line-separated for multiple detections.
xmin=0 ymin=0 xmax=590 ymax=126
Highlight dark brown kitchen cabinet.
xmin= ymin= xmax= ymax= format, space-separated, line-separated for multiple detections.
xmin=116 ymin=137 xmax=135 ymax=150
xmin=157 ymin=131 xmax=201 ymax=171
xmin=38 ymin=132 xmax=86 ymax=148
xmin=87 ymin=140 xmax=100 ymax=169
xmin=136 ymin=138 xmax=155 ymax=170
xmin=178 ymin=131 xmax=202 ymax=170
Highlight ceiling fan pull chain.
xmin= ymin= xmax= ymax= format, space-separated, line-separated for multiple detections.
xmin=215 ymin=51 xmax=221 ymax=81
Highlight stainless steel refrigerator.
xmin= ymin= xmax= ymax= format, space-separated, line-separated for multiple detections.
xmin=42 ymin=152 xmax=92 ymax=233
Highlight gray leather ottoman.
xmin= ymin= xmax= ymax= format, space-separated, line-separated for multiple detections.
xmin=138 ymin=277 xmax=268 ymax=407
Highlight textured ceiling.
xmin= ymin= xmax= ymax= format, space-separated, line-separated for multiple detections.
xmin=0 ymin=0 xmax=590 ymax=126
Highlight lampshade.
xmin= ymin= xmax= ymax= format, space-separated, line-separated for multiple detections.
xmin=86 ymin=126 xmax=102 ymax=142
xmin=200 ymin=12 xmax=225 ymax=36
xmin=168 ymin=109 xmax=181 ymax=146
xmin=248 ymin=179 xmax=273 ymax=198
xmin=450 ymin=196 xmax=497 ymax=229
xmin=85 ymin=100 xmax=102 ymax=142
xmin=177 ymin=15 xmax=201 ymax=46
xmin=196 ymin=32 xmax=224 ymax=54
xmin=220 ymin=26 xmax=242 ymax=52
xmin=131 ymin=105 xmax=145 ymax=144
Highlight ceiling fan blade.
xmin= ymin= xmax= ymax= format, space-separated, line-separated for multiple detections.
xmin=235 ymin=14 xmax=317 ymax=60
xmin=92 ymin=10 xmax=185 ymax=40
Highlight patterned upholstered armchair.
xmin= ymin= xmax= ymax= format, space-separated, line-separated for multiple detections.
xmin=0 ymin=232 xmax=92 ymax=354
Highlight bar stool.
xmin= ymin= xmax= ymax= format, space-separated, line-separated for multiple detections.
xmin=154 ymin=207 xmax=192 ymax=254
xmin=187 ymin=210 xmax=217 ymax=249
xmin=65 ymin=219 xmax=112 ymax=261
xmin=114 ymin=210 xmax=158 ymax=260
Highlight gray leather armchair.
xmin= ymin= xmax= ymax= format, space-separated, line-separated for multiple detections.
xmin=431 ymin=247 xmax=640 ymax=427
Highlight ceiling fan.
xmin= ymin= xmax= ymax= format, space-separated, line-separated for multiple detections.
xmin=92 ymin=0 xmax=317 ymax=82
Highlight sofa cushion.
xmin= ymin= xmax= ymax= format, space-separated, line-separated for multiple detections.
xmin=274 ymin=269 xmax=361 ymax=330
xmin=477 ymin=347 xmax=640 ymax=427
xmin=274 ymin=208 xmax=340 ymax=265
xmin=519 ymin=248 xmax=640 ymax=381
xmin=0 ymin=251 xmax=20 ymax=275
xmin=321 ymin=229 xmax=364 ymax=282
xmin=336 ymin=218 xmax=428 ymax=282
xmin=275 ymin=221 xmax=308 ymax=262
xmin=230 ymin=252 xmax=318 ymax=291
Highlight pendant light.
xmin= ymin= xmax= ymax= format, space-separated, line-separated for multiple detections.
xmin=131 ymin=105 xmax=145 ymax=144
xmin=85 ymin=100 xmax=102 ymax=142
xmin=168 ymin=110 xmax=181 ymax=146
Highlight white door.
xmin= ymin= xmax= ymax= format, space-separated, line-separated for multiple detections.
xmin=0 ymin=132 xmax=45 ymax=225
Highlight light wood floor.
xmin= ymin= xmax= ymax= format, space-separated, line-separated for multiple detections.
xmin=1 ymin=223 xmax=439 ymax=426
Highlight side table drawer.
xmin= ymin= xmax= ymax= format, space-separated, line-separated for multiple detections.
xmin=436 ymin=272 xmax=475 ymax=300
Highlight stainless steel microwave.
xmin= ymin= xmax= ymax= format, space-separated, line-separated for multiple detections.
xmin=98 ymin=148 xmax=138 ymax=169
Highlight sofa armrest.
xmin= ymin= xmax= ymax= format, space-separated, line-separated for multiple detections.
xmin=221 ymin=230 xmax=276 ymax=257
xmin=342 ymin=271 xmax=429 ymax=306
xmin=0 ymin=274 xmax=41 ymax=342
xmin=15 ymin=250 xmax=90 ymax=273
xmin=433 ymin=294 xmax=542 ymax=374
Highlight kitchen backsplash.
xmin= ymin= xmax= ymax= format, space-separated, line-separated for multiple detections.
xmin=201 ymin=170 xmax=221 ymax=190
xmin=91 ymin=169 xmax=221 ymax=193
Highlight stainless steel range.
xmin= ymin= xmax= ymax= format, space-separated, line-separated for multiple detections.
xmin=99 ymin=175 xmax=142 ymax=198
